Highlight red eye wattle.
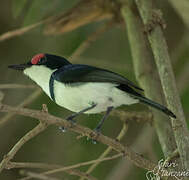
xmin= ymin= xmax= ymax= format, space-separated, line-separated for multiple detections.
xmin=31 ymin=53 xmax=45 ymax=64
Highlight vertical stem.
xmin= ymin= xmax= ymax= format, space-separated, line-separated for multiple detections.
xmin=121 ymin=1 xmax=177 ymax=157
xmin=135 ymin=0 xmax=189 ymax=169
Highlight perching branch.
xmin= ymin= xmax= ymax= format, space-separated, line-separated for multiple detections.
xmin=135 ymin=0 xmax=189 ymax=169
xmin=1 ymin=104 xmax=97 ymax=180
xmin=0 ymin=103 xmax=157 ymax=173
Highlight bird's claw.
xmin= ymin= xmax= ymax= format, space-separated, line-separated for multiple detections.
xmin=59 ymin=118 xmax=76 ymax=133
xmin=59 ymin=126 xmax=67 ymax=133
xmin=66 ymin=115 xmax=75 ymax=121
xmin=86 ymin=137 xmax=99 ymax=144
xmin=94 ymin=127 xmax=101 ymax=134
xmin=86 ymin=128 xmax=101 ymax=144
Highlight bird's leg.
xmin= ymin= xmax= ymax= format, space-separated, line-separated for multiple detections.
xmin=67 ymin=103 xmax=97 ymax=121
xmin=59 ymin=103 xmax=97 ymax=132
xmin=95 ymin=106 xmax=113 ymax=132
xmin=90 ymin=106 xmax=113 ymax=144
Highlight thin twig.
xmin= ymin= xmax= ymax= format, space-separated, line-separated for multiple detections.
xmin=105 ymin=126 xmax=155 ymax=180
xmin=8 ymin=162 xmax=97 ymax=180
xmin=135 ymin=0 xmax=189 ymax=169
xmin=7 ymin=154 xmax=121 ymax=180
xmin=0 ymin=89 xmax=42 ymax=127
xmin=0 ymin=122 xmax=48 ymax=173
xmin=8 ymin=154 xmax=122 ymax=170
xmin=44 ymin=0 xmax=113 ymax=35
xmin=66 ymin=169 xmax=97 ymax=180
xmin=0 ymin=103 xmax=157 ymax=172
xmin=0 ymin=21 xmax=44 ymax=42
xmin=8 ymin=161 xmax=97 ymax=180
xmin=20 ymin=170 xmax=60 ymax=180
xmin=13 ymin=154 xmax=121 ymax=180
xmin=20 ymin=169 xmax=97 ymax=180
xmin=80 ymin=123 xmax=128 ymax=180
xmin=6 ymin=162 xmax=61 ymax=169
xmin=165 ymin=149 xmax=179 ymax=163
xmin=36 ymin=154 xmax=122 ymax=177
xmin=0 ymin=0 xmax=113 ymax=42
xmin=111 ymin=110 xmax=153 ymax=123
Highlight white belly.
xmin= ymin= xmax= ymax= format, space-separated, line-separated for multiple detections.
xmin=53 ymin=81 xmax=138 ymax=113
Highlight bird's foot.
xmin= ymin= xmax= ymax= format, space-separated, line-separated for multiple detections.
xmin=59 ymin=126 xmax=67 ymax=133
xmin=59 ymin=104 xmax=97 ymax=133
xmin=59 ymin=116 xmax=76 ymax=133
xmin=86 ymin=127 xmax=101 ymax=144
xmin=86 ymin=137 xmax=99 ymax=144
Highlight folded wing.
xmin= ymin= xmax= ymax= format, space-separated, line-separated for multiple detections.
xmin=53 ymin=64 xmax=143 ymax=91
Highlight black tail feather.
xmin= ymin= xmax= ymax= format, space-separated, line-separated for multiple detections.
xmin=137 ymin=96 xmax=176 ymax=118
xmin=116 ymin=84 xmax=176 ymax=118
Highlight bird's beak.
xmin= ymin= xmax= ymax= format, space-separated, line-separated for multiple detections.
xmin=8 ymin=63 xmax=32 ymax=71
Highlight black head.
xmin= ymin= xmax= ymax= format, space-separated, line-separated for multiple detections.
xmin=8 ymin=53 xmax=71 ymax=71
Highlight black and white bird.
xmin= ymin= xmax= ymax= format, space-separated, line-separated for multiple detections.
xmin=9 ymin=53 xmax=176 ymax=132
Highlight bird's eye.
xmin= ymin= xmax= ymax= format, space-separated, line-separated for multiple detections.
xmin=38 ymin=57 xmax=46 ymax=64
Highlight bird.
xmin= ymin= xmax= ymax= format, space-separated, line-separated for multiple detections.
xmin=8 ymin=53 xmax=176 ymax=133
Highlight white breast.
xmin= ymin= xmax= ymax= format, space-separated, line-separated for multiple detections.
xmin=24 ymin=65 xmax=54 ymax=97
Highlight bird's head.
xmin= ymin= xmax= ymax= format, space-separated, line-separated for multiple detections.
xmin=8 ymin=53 xmax=71 ymax=71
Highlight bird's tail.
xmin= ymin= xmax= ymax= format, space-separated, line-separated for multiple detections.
xmin=136 ymin=95 xmax=176 ymax=118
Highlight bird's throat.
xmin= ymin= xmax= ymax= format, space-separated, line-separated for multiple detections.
xmin=24 ymin=65 xmax=55 ymax=97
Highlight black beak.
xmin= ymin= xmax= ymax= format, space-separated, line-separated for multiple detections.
xmin=8 ymin=63 xmax=32 ymax=71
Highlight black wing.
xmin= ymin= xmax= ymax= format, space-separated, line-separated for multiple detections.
xmin=53 ymin=64 xmax=143 ymax=91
